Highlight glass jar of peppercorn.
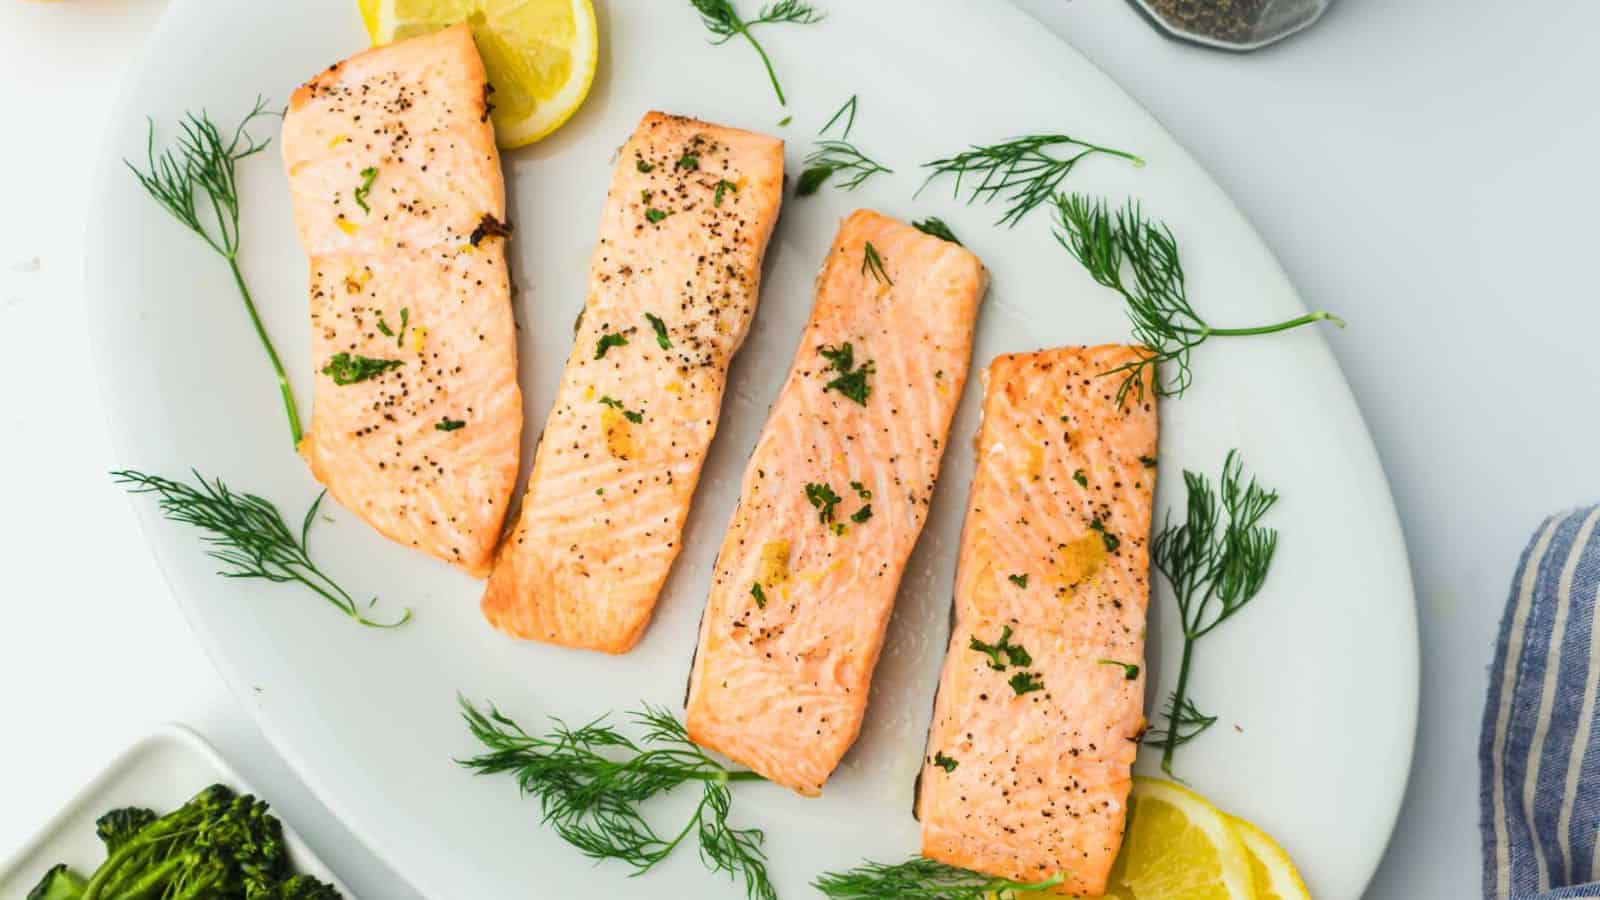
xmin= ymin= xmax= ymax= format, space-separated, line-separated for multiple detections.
xmin=1129 ymin=0 xmax=1333 ymax=50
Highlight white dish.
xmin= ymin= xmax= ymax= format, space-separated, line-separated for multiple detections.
xmin=0 ymin=725 xmax=348 ymax=897
xmin=86 ymin=0 xmax=1418 ymax=897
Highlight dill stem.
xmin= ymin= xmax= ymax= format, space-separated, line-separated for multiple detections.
xmin=1181 ymin=310 xmax=1346 ymax=338
xmin=738 ymin=26 xmax=786 ymax=106
xmin=1161 ymin=636 xmax=1198 ymax=778
xmin=724 ymin=770 xmax=766 ymax=783
xmin=1084 ymin=142 xmax=1146 ymax=168
xmin=227 ymin=255 xmax=303 ymax=448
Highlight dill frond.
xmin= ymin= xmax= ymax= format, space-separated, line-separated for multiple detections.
xmin=1144 ymin=450 xmax=1279 ymax=777
xmin=813 ymin=856 xmax=1064 ymax=899
xmin=797 ymin=95 xmax=893 ymax=196
xmin=458 ymin=698 xmax=774 ymax=900
xmin=912 ymin=217 xmax=963 ymax=246
xmin=126 ymin=99 xmax=302 ymax=448
xmin=690 ymin=0 xmax=824 ymax=106
xmin=921 ymin=134 xmax=1143 ymax=227
xmin=861 ymin=241 xmax=892 ymax=286
xmin=1053 ymin=194 xmax=1345 ymax=406
xmin=112 ymin=469 xmax=410 ymax=628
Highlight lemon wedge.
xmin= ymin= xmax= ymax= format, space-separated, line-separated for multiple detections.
xmin=366 ymin=0 xmax=598 ymax=148
xmin=1100 ymin=777 xmax=1256 ymax=899
xmin=1228 ymin=814 xmax=1311 ymax=900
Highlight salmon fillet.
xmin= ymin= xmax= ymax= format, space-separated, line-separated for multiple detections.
xmin=916 ymin=347 xmax=1158 ymax=896
xmin=281 ymin=25 xmax=521 ymax=577
xmin=685 ymin=210 xmax=987 ymax=795
xmin=481 ymin=112 xmax=784 ymax=653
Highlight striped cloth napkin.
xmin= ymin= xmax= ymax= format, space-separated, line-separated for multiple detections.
xmin=1482 ymin=506 xmax=1600 ymax=898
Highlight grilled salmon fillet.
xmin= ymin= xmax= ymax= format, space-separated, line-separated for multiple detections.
xmin=481 ymin=112 xmax=784 ymax=653
xmin=281 ymin=25 xmax=521 ymax=577
xmin=685 ymin=210 xmax=987 ymax=795
xmin=916 ymin=347 xmax=1158 ymax=896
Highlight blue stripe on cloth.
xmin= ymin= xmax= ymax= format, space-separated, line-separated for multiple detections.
xmin=1532 ymin=511 xmax=1600 ymax=884
xmin=1482 ymin=505 xmax=1600 ymax=899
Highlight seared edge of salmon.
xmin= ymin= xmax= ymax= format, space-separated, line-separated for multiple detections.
xmin=685 ymin=210 xmax=988 ymax=795
xmin=916 ymin=347 xmax=1157 ymax=895
xmin=481 ymin=112 xmax=785 ymax=653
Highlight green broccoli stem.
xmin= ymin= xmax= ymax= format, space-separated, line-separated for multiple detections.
xmin=79 ymin=816 xmax=198 ymax=900
xmin=87 ymin=854 xmax=190 ymax=900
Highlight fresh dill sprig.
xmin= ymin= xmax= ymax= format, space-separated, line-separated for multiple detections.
xmin=861 ymin=241 xmax=892 ymax=286
xmin=126 ymin=99 xmax=302 ymax=448
xmin=813 ymin=857 xmax=1064 ymax=899
xmin=1143 ymin=450 xmax=1279 ymax=777
xmin=912 ymin=217 xmax=963 ymax=246
xmin=112 ymin=469 xmax=410 ymax=628
xmin=920 ymin=134 xmax=1143 ymax=228
xmin=1053 ymin=194 xmax=1346 ymax=407
xmin=457 ymin=698 xmax=774 ymax=900
xmin=689 ymin=0 xmax=824 ymax=107
xmin=797 ymin=95 xmax=893 ymax=196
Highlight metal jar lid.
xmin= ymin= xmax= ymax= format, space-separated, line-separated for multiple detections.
xmin=1127 ymin=0 xmax=1333 ymax=50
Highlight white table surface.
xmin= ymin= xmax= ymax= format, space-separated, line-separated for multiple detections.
xmin=2 ymin=1 xmax=1596 ymax=897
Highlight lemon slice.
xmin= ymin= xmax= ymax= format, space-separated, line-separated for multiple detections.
xmin=1100 ymin=777 xmax=1256 ymax=899
xmin=1228 ymin=815 xmax=1311 ymax=900
xmin=368 ymin=0 xmax=598 ymax=148
xmin=357 ymin=0 xmax=380 ymax=42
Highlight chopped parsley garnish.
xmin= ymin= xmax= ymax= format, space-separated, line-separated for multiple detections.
xmin=436 ymin=417 xmax=466 ymax=432
xmin=1098 ymin=659 xmax=1141 ymax=680
xmin=751 ymin=583 xmax=767 ymax=608
xmin=861 ymin=241 xmax=893 ymax=286
xmin=468 ymin=213 xmax=513 ymax=246
xmin=600 ymin=395 xmax=644 ymax=423
xmin=830 ymin=522 xmax=848 ymax=537
xmin=714 ymin=179 xmax=738 ymax=207
xmin=1073 ymin=469 xmax=1088 ymax=488
xmin=320 ymin=353 xmax=402 ymax=385
xmin=850 ymin=504 xmax=873 ymax=524
xmin=969 ymin=625 xmax=1031 ymax=671
xmin=1008 ymin=573 xmax=1028 ymax=589
xmin=376 ymin=307 xmax=410 ymax=347
xmin=818 ymin=342 xmax=875 ymax=405
xmin=677 ymin=153 xmax=700 ymax=171
xmin=646 ymin=312 xmax=672 ymax=349
xmin=850 ymin=481 xmax=872 ymax=500
xmin=911 ymin=217 xmax=963 ymax=246
xmin=932 ymin=752 xmax=959 ymax=773
xmin=595 ymin=332 xmax=629 ymax=359
xmin=1140 ymin=455 xmax=1158 ymax=468
xmin=805 ymin=482 xmax=842 ymax=524
xmin=645 ymin=207 xmax=671 ymax=224
xmin=641 ymin=189 xmax=653 ymax=204
xmin=1089 ymin=517 xmax=1121 ymax=552
xmin=1008 ymin=671 xmax=1046 ymax=696
xmin=636 ymin=159 xmax=655 ymax=173
xmin=353 ymin=166 xmax=378 ymax=213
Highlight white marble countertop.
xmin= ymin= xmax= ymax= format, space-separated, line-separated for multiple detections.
xmin=3 ymin=1 xmax=1597 ymax=897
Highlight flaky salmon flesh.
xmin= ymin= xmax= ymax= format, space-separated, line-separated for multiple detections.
xmin=685 ymin=210 xmax=988 ymax=796
xmin=916 ymin=347 xmax=1158 ymax=896
xmin=481 ymin=112 xmax=785 ymax=654
xmin=282 ymin=24 xmax=521 ymax=577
